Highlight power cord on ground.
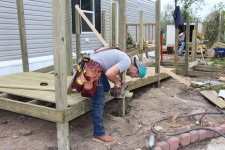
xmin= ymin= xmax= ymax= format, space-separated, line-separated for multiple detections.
xmin=151 ymin=111 xmax=225 ymax=138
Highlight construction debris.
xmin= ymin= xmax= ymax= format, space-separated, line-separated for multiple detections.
xmin=219 ymin=90 xmax=225 ymax=99
xmin=200 ymin=90 xmax=225 ymax=109
xmin=190 ymin=81 xmax=209 ymax=88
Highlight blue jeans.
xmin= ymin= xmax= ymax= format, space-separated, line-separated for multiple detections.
xmin=92 ymin=71 xmax=110 ymax=137
xmin=178 ymin=41 xmax=185 ymax=56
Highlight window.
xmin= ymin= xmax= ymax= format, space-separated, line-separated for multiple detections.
xmin=71 ymin=0 xmax=101 ymax=34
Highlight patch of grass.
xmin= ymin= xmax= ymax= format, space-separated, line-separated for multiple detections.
xmin=163 ymin=39 xmax=166 ymax=45
xmin=210 ymin=58 xmax=225 ymax=68
xmin=211 ymin=85 xmax=225 ymax=93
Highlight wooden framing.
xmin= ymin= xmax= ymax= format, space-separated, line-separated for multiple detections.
xmin=0 ymin=1 xmax=167 ymax=149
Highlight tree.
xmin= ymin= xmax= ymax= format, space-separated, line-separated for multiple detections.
xmin=203 ymin=2 xmax=225 ymax=47
xmin=160 ymin=3 xmax=174 ymax=34
xmin=177 ymin=0 xmax=204 ymax=21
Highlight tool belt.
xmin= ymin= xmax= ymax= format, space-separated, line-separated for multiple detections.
xmin=68 ymin=59 xmax=102 ymax=97
xmin=67 ymin=46 xmax=128 ymax=97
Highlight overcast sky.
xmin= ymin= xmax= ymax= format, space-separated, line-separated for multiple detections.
xmin=153 ymin=0 xmax=225 ymax=18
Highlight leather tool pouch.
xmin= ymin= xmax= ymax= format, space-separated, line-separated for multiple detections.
xmin=69 ymin=60 xmax=102 ymax=97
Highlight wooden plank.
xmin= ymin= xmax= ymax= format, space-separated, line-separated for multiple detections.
xmin=176 ymin=69 xmax=224 ymax=78
xmin=33 ymin=65 xmax=54 ymax=73
xmin=16 ymin=0 xmax=29 ymax=72
xmin=0 ymin=72 xmax=73 ymax=92
xmin=200 ymin=90 xmax=225 ymax=109
xmin=160 ymin=66 xmax=190 ymax=86
xmin=0 ymin=97 xmax=64 ymax=123
xmin=75 ymin=5 xmax=108 ymax=47
xmin=127 ymin=67 xmax=170 ymax=90
xmin=193 ymin=65 xmax=225 ymax=73
xmin=189 ymin=60 xmax=198 ymax=69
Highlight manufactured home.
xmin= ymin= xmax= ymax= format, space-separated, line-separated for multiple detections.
xmin=0 ymin=0 xmax=156 ymax=75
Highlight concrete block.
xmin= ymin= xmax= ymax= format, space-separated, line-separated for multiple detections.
xmin=156 ymin=141 xmax=169 ymax=150
xmin=214 ymin=126 xmax=224 ymax=137
xmin=179 ymin=133 xmax=191 ymax=146
xmin=189 ymin=130 xmax=199 ymax=143
xmin=198 ymin=130 xmax=207 ymax=141
xmin=166 ymin=137 xmax=179 ymax=150
xmin=154 ymin=147 xmax=161 ymax=150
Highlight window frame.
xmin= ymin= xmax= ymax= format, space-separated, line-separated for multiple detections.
xmin=80 ymin=0 xmax=95 ymax=33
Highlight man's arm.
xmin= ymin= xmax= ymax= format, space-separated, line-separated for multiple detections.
xmin=105 ymin=65 xmax=122 ymax=87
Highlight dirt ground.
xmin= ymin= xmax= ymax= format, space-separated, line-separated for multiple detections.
xmin=0 ymin=76 xmax=225 ymax=150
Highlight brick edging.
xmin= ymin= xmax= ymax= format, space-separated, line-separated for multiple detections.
xmin=154 ymin=124 xmax=225 ymax=150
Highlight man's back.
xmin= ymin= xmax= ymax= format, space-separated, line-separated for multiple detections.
xmin=90 ymin=49 xmax=131 ymax=73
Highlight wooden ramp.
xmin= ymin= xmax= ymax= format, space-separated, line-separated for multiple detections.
xmin=0 ymin=67 xmax=170 ymax=123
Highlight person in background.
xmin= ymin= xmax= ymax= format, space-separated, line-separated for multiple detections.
xmin=178 ymin=30 xmax=186 ymax=56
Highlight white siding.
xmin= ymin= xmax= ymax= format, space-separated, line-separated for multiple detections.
xmin=127 ymin=0 xmax=156 ymax=42
xmin=0 ymin=0 xmax=53 ymax=62
xmin=0 ymin=0 xmax=155 ymax=75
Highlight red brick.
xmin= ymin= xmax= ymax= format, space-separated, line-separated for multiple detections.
xmin=179 ymin=133 xmax=191 ymax=146
xmin=198 ymin=130 xmax=207 ymax=141
xmin=156 ymin=141 xmax=169 ymax=150
xmin=166 ymin=137 xmax=179 ymax=150
xmin=154 ymin=147 xmax=161 ymax=150
xmin=189 ymin=130 xmax=199 ymax=143
xmin=205 ymin=128 xmax=214 ymax=139
xmin=214 ymin=126 xmax=224 ymax=137
xmin=220 ymin=124 xmax=225 ymax=134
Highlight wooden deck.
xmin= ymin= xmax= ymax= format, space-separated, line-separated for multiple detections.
xmin=0 ymin=67 xmax=170 ymax=123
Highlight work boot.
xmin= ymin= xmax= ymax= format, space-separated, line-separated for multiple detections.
xmin=93 ymin=135 xmax=116 ymax=143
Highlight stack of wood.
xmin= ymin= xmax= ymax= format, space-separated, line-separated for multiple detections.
xmin=212 ymin=42 xmax=225 ymax=48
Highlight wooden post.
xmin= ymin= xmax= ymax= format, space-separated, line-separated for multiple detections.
xmin=185 ymin=17 xmax=190 ymax=76
xmin=145 ymin=25 xmax=147 ymax=42
xmin=155 ymin=0 xmax=160 ymax=74
xmin=66 ymin=1 xmax=73 ymax=76
xmin=118 ymin=0 xmax=126 ymax=117
xmin=152 ymin=25 xmax=154 ymax=42
xmin=75 ymin=8 xmax=81 ymax=64
xmin=112 ymin=3 xmax=117 ymax=47
xmin=139 ymin=11 xmax=143 ymax=61
xmin=194 ymin=21 xmax=198 ymax=61
xmin=148 ymin=24 xmax=150 ymax=42
xmin=136 ymin=26 xmax=138 ymax=42
xmin=174 ymin=28 xmax=179 ymax=73
xmin=102 ymin=11 xmax=106 ymax=40
xmin=191 ymin=29 xmax=196 ymax=62
xmin=52 ymin=0 xmax=69 ymax=149
xmin=16 ymin=0 xmax=29 ymax=72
